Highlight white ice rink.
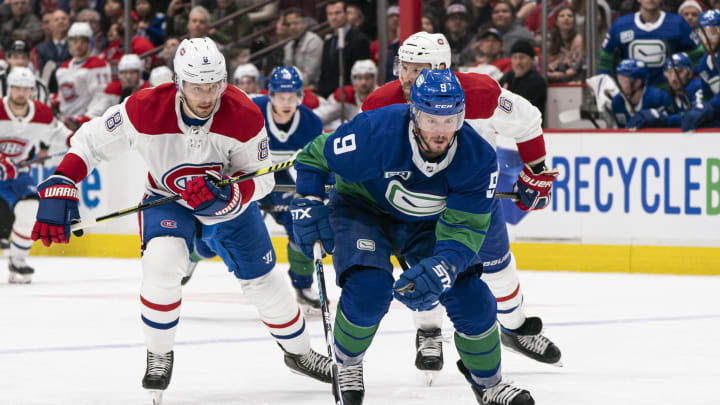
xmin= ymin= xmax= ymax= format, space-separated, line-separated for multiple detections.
xmin=1 ymin=257 xmax=718 ymax=405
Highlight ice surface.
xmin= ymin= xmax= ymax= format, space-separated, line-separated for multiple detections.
xmin=1 ymin=257 xmax=718 ymax=405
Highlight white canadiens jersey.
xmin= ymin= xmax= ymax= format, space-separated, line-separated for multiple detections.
xmin=55 ymin=56 xmax=111 ymax=118
xmin=0 ymin=97 xmax=71 ymax=172
xmin=65 ymin=83 xmax=274 ymax=225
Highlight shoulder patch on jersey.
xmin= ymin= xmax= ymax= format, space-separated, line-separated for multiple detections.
xmin=302 ymin=89 xmax=320 ymax=109
xmin=456 ymin=71 xmax=501 ymax=119
xmin=30 ymin=101 xmax=54 ymax=124
xmin=620 ymin=29 xmax=634 ymax=44
xmin=333 ymin=85 xmax=356 ymax=104
xmin=210 ymin=86 xmax=265 ymax=142
xmin=361 ymin=80 xmax=404 ymax=111
xmin=83 ymin=56 xmax=109 ymax=69
xmin=105 ymin=81 xmax=122 ymax=96
xmin=124 ymin=83 xmax=181 ymax=135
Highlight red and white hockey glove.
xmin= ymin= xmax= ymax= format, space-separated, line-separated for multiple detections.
xmin=181 ymin=171 xmax=242 ymax=216
xmin=0 ymin=155 xmax=18 ymax=181
xmin=513 ymin=163 xmax=559 ymax=211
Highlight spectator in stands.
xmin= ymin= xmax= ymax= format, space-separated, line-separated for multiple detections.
xmin=370 ymin=5 xmax=400 ymax=82
xmin=599 ymin=0 xmax=703 ymax=88
xmin=466 ymin=0 xmax=493 ymax=30
xmin=467 ymin=28 xmax=510 ymax=80
xmin=1 ymin=0 xmax=44 ymax=50
xmin=165 ymin=0 xmax=192 ymax=38
xmin=187 ymin=6 xmax=211 ymax=39
xmin=679 ymin=0 xmax=702 ymax=30
xmin=67 ymin=0 xmax=88 ymax=20
xmin=0 ymin=40 xmax=50 ymax=103
xmin=318 ymin=0 xmax=371 ymax=98
xmin=135 ymin=0 xmax=166 ymax=46
xmin=283 ymin=8 xmax=323 ymax=89
xmin=233 ymin=63 xmax=261 ymax=96
xmin=76 ymin=9 xmax=106 ymax=56
xmin=101 ymin=19 xmax=155 ymax=79
xmin=500 ymin=40 xmax=547 ymax=118
xmin=102 ymin=0 xmax=125 ymax=28
xmin=210 ymin=0 xmax=252 ymax=46
xmin=346 ymin=3 xmax=365 ymax=31
xmin=161 ymin=36 xmax=180 ymax=69
xmin=40 ymin=10 xmax=54 ymax=42
xmin=424 ymin=0 xmax=448 ymax=23
xmin=546 ymin=6 xmax=583 ymax=83
xmin=34 ymin=9 xmax=70 ymax=75
xmin=485 ymin=0 xmax=536 ymax=57
xmin=444 ymin=2 xmax=476 ymax=67
xmin=422 ymin=13 xmax=439 ymax=34
xmin=259 ymin=14 xmax=290 ymax=82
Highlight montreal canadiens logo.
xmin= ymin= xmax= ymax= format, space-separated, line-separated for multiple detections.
xmin=0 ymin=139 xmax=28 ymax=157
xmin=161 ymin=163 xmax=223 ymax=194
xmin=161 ymin=220 xmax=177 ymax=229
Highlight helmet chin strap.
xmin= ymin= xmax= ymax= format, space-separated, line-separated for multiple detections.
xmin=411 ymin=120 xmax=457 ymax=162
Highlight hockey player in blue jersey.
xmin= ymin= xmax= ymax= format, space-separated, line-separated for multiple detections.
xmin=685 ymin=10 xmax=720 ymax=131
xmin=598 ymin=0 xmax=702 ymax=88
xmin=254 ymin=66 xmax=326 ymax=311
xmin=612 ymin=58 xmax=673 ymax=128
xmin=290 ymin=68 xmax=534 ymax=405
xmin=627 ymin=52 xmax=715 ymax=130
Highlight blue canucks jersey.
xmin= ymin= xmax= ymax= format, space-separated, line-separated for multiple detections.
xmin=253 ymin=95 xmax=323 ymax=163
xmin=295 ymin=103 xmax=499 ymax=272
xmin=697 ymin=53 xmax=720 ymax=95
xmin=612 ymin=85 xmax=673 ymax=127
xmin=599 ymin=12 xmax=701 ymax=86
xmin=666 ymin=77 xmax=713 ymax=126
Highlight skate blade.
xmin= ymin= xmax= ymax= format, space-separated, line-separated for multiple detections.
xmin=8 ymin=273 xmax=32 ymax=284
xmin=420 ymin=370 xmax=439 ymax=386
xmin=148 ymin=389 xmax=163 ymax=405
xmin=503 ymin=345 xmax=564 ymax=367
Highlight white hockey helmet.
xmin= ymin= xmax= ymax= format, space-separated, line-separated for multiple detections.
xmin=351 ymin=59 xmax=378 ymax=77
xmin=7 ymin=67 xmax=35 ymax=88
xmin=233 ymin=63 xmax=260 ymax=83
xmin=68 ymin=22 xmax=93 ymax=39
xmin=149 ymin=66 xmax=173 ymax=87
xmin=118 ymin=54 xmax=143 ymax=72
xmin=397 ymin=32 xmax=452 ymax=70
xmin=173 ymin=37 xmax=227 ymax=97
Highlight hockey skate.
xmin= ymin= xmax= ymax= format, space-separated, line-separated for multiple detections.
xmin=8 ymin=258 xmax=34 ymax=284
xmin=295 ymin=287 xmax=322 ymax=314
xmin=500 ymin=317 xmax=562 ymax=366
xmin=334 ymin=362 xmax=364 ymax=405
xmin=415 ymin=328 xmax=444 ymax=385
xmin=457 ymin=360 xmax=534 ymax=405
xmin=142 ymin=350 xmax=174 ymax=405
xmin=282 ymin=347 xmax=333 ymax=383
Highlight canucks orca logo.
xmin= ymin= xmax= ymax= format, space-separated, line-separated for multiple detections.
xmin=161 ymin=163 xmax=223 ymax=194
xmin=0 ymin=138 xmax=28 ymax=157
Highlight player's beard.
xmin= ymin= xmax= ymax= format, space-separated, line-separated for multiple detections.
xmin=8 ymin=96 xmax=29 ymax=110
xmin=412 ymin=127 xmax=456 ymax=161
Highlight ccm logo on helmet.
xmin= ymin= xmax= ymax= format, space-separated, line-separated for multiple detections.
xmin=161 ymin=163 xmax=223 ymax=194
xmin=435 ymin=104 xmax=453 ymax=108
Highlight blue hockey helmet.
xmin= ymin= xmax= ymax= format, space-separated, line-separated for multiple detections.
xmin=268 ymin=66 xmax=303 ymax=94
xmin=699 ymin=9 xmax=720 ymax=28
xmin=616 ymin=58 xmax=647 ymax=82
xmin=410 ymin=68 xmax=465 ymax=131
xmin=664 ymin=52 xmax=693 ymax=72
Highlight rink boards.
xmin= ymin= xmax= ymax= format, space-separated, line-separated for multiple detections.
xmin=15 ymin=129 xmax=720 ymax=275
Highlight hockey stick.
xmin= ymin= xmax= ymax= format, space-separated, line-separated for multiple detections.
xmin=611 ymin=47 xmax=636 ymax=116
xmin=69 ymin=159 xmax=296 ymax=233
xmin=17 ymin=151 xmax=67 ymax=168
xmin=312 ymin=241 xmax=344 ymax=405
xmin=272 ymin=184 xmax=517 ymax=200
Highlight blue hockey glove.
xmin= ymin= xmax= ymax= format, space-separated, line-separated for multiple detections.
xmin=31 ymin=175 xmax=81 ymax=246
xmin=627 ymin=109 xmax=666 ymax=130
xmin=290 ymin=196 xmax=334 ymax=259
xmin=393 ymin=256 xmax=456 ymax=311
xmin=681 ymin=102 xmax=715 ymax=132
xmin=181 ymin=171 xmax=242 ymax=216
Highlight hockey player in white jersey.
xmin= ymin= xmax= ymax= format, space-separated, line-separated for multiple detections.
xmin=0 ymin=67 xmax=71 ymax=283
xmin=362 ymin=32 xmax=562 ymax=380
xmin=86 ymin=54 xmax=150 ymax=118
xmin=0 ymin=40 xmax=50 ymax=104
xmin=314 ymin=59 xmax=378 ymax=130
xmin=31 ymin=38 xmax=332 ymax=404
xmin=54 ymin=22 xmax=111 ymax=129
xmin=233 ymin=63 xmax=262 ymax=97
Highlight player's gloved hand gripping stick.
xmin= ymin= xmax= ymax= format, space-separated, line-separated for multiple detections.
xmin=68 ymin=159 xmax=296 ymax=233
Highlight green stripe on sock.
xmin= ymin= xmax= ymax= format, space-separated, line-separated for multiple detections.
xmin=454 ymin=324 xmax=501 ymax=372
xmin=333 ymin=309 xmax=378 ymax=355
xmin=287 ymin=244 xmax=314 ymax=276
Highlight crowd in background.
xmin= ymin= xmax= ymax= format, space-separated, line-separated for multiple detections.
xmin=1 ymin=0 xmax=720 ymax=130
